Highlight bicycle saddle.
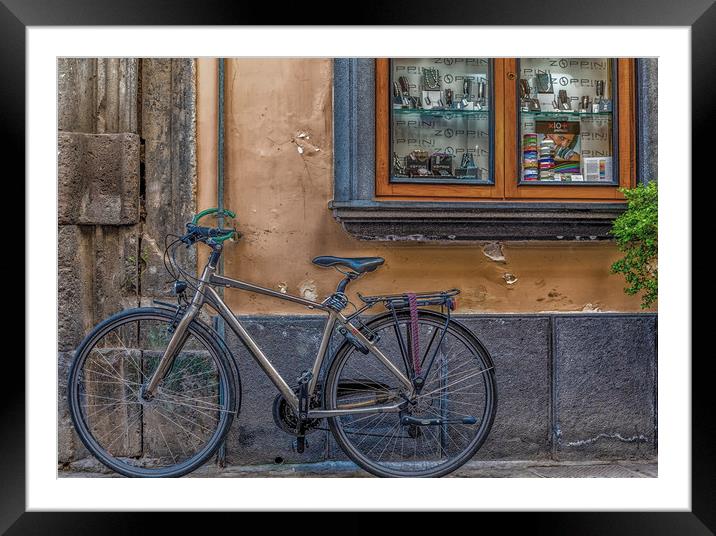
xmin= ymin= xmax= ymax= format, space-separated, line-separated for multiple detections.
xmin=312 ymin=256 xmax=385 ymax=274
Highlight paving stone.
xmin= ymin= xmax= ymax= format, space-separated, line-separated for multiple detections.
xmin=528 ymin=463 xmax=646 ymax=478
xmin=58 ymin=459 xmax=657 ymax=479
xmin=618 ymin=461 xmax=659 ymax=478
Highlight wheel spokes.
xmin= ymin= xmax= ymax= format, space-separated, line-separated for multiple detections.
xmin=76 ymin=316 xmax=229 ymax=472
xmin=331 ymin=315 xmax=494 ymax=475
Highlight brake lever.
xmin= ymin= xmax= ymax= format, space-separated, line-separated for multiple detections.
xmin=181 ymin=233 xmax=196 ymax=247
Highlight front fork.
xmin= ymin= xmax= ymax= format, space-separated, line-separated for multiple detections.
xmin=142 ymin=303 xmax=201 ymax=398
xmin=142 ymin=272 xmax=210 ymax=399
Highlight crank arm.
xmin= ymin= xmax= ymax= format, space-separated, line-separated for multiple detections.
xmin=401 ymin=415 xmax=477 ymax=426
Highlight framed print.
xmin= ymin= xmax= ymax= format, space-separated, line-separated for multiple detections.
xmin=8 ymin=0 xmax=710 ymax=531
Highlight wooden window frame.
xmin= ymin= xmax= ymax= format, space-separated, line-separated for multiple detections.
xmin=375 ymin=58 xmax=637 ymax=203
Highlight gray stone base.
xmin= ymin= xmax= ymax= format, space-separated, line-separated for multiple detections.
xmin=223 ymin=313 xmax=656 ymax=464
xmin=222 ymin=318 xmax=332 ymax=465
xmin=554 ymin=315 xmax=657 ymax=459
xmin=57 ymin=313 xmax=657 ymax=465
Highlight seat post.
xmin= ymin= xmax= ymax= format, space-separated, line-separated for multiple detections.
xmin=336 ymin=271 xmax=360 ymax=294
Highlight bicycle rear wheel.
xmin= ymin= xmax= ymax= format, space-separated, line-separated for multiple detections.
xmin=324 ymin=310 xmax=496 ymax=478
xmin=67 ymin=307 xmax=237 ymax=477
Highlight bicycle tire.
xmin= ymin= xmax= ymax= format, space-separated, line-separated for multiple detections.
xmin=324 ymin=310 xmax=497 ymax=478
xmin=67 ymin=307 xmax=238 ymax=477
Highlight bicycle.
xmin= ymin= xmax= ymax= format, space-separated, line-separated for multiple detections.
xmin=67 ymin=208 xmax=497 ymax=478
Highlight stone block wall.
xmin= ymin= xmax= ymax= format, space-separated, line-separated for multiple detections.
xmin=57 ymin=58 xmax=197 ymax=464
xmin=58 ymin=132 xmax=140 ymax=225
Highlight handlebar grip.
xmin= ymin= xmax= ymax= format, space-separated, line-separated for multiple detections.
xmin=184 ymin=222 xmax=237 ymax=245
xmin=209 ymin=227 xmax=236 ymax=236
xmin=192 ymin=207 xmax=237 ymax=225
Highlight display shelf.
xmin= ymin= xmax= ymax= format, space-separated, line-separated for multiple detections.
xmin=391 ymin=176 xmax=491 ymax=185
xmin=393 ymin=108 xmax=490 ymax=118
xmin=518 ymin=179 xmax=616 ymax=185
xmin=521 ymin=111 xmax=613 ymax=118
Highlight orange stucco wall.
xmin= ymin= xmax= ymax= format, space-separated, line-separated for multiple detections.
xmin=197 ymin=58 xmax=652 ymax=315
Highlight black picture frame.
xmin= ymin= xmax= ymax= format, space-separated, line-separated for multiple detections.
xmin=6 ymin=0 xmax=709 ymax=532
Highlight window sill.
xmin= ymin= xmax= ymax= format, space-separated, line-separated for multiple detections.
xmin=329 ymin=199 xmax=626 ymax=241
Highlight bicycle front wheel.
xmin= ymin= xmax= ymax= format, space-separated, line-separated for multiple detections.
xmin=324 ymin=310 xmax=497 ymax=478
xmin=68 ymin=307 xmax=237 ymax=477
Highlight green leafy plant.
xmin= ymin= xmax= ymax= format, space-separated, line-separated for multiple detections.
xmin=610 ymin=181 xmax=658 ymax=308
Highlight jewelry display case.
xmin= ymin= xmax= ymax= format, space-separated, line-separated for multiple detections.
xmin=389 ymin=58 xmax=493 ymax=185
xmin=518 ymin=58 xmax=617 ymax=185
xmin=374 ymin=57 xmax=635 ymax=201
xmin=335 ymin=57 xmax=649 ymax=240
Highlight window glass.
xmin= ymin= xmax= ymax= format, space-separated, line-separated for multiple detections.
xmin=390 ymin=58 xmax=492 ymax=184
xmin=519 ymin=58 xmax=616 ymax=184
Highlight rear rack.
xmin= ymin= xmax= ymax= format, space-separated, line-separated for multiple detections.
xmin=357 ymin=288 xmax=460 ymax=310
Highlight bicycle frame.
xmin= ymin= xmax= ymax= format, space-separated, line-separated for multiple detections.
xmin=144 ymin=258 xmax=414 ymax=419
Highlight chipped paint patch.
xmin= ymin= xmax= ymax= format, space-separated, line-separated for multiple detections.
xmin=503 ymin=273 xmax=519 ymax=285
xmin=298 ymin=280 xmax=318 ymax=301
xmin=277 ymin=282 xmax=288 ymax=294
xmin=292 ymin=130 xmax=321 ymax=156
xmin=468 ymin=284 xmax=488 ymax=303
xmin=482 ymin=242 xmax=506 ymax=263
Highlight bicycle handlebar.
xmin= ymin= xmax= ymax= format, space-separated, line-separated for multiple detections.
xmin=184 ymin=208 xmax=239 ymax=246
xmin=192 ymin=207 xmax=236 ymax=225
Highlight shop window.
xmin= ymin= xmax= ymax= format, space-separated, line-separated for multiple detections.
xmin=518 ymin=58 xmax=616 ymax=185
xmin=331 ymin=57 xmax=652 ymax=240
xmin=389 ymin=58 xmax=493 ymax=186
xmin=375 ymin=57 xmax=636 ymax=201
